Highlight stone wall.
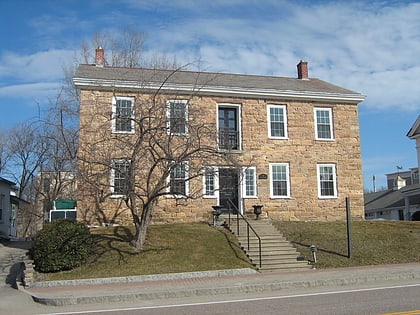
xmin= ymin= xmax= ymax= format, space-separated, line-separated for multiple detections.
xmin=78 ymin=89 xmax=364 ymax=225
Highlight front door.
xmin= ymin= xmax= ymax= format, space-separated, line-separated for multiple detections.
xmin=218 ymin=168 xmax=239 ymax=214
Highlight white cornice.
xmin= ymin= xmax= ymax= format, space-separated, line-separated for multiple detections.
xmin=73 ymin=77 xmax=366 ymax=103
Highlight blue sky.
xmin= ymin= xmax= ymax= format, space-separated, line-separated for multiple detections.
xmin=0 ymin=0 xmax=419 ymax=190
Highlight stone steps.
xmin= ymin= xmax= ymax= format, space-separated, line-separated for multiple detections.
xmin=227 ymin=218 xmax=312 ymax=272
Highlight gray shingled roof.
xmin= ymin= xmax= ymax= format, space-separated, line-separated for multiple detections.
xmin=364 ymin=184 xmax=420 ymax=211
xmin=73 ymin=64 xmax=365 ymax=103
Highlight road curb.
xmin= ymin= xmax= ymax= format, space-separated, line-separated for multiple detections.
xmin=23 ymin=266 xmax=420 ymax=306
xmin=28 ymin=268 xmax=258 ymax=288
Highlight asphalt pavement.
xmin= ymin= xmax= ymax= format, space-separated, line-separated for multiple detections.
xmin=1 ymin=239 xmax=420 ymax=308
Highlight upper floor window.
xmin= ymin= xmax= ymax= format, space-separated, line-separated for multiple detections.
xmin=314 ymin=108 xmax=334 ymax=140
xmin=110 ymin=159 xmax=131 ymax=196
xmin=167 ymin=100 xmax=188 ymax=135
xmin=112 ymin=97 xmax=135 ymax=133
xmin=317 ymin=164 xmax=337 ymax=198
xmin=169 ymin=162 xmax=189 ymax=196
xmin=270 ymin=163 xmax=290 ymax=198
xmin=268 ymin=105 xmax=288 ymax=139
xmin=218 ymin=104 xmax=241 ymax=150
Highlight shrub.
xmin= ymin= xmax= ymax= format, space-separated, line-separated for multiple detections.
xmin=30 ymin=219 xmax=94 ymax=273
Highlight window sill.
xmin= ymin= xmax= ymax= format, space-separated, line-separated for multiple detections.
xmin=112 ymin=131 xmax=135 ymax=135
xmin=110 ymin=194 xmax=126 ymax=199
xmin=315 ymin=138 xmax=335 ymax=141
xmin=268 ymin=136 xmax=289 ymax=140
xmin=218 ymin=149 xmax=243 ymax=154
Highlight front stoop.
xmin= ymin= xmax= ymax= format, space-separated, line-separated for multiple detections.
xmin=226 ymin=218 xmax=312 ymax=272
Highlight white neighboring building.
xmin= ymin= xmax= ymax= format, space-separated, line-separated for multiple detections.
xmin=365 ymin=115 xmax=420 ymax=221
xmin=0 ymin=177 xmax=16 ymax=238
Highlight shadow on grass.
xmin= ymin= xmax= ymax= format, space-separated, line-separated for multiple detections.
xmin=89 ymin=226 xmax=171 ymax=265
xmin=292 ymin=241 xmax=349 ymax=259
xmin=216 ymin=227 xmax=255 ymax=268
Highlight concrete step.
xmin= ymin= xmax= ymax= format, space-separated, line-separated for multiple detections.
xmin=227 ymin=218 xmax=312 ymax=272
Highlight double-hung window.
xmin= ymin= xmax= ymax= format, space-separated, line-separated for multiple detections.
xmin=169 ymin=162 xmax=188 ymax=196
xmin=112 ymin=97 xmax=135 ymax=133
xmin=314 ymin=108 xmax=334 ymax=140
xmin=167 ymin=100 xmax=188 ymax=135
xmin=317 ymin=164 xmax=337 ymax=198
xmin=268 ymin=105 xmax=287 ymax=139
xmin=270 ymin=163 xmax=290 ymax=198
xmin=111 ymin=159 xmax=131 ymax=196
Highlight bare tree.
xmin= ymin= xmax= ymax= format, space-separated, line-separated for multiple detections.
xmin=77 ymin=67 xmax=243 ymax=249
xmin=1 ymin=122 xmax=49 ymax=200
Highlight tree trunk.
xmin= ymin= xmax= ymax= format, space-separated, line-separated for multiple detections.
xmin=130 ymin=199 xmax=155 ymax=250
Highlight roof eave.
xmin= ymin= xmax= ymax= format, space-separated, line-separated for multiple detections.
xmin=73 ymin=78 xmax=366 ymax=104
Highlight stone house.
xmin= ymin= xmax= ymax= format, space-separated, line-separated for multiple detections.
xmin=73 ymin=48 xmax=366 ymax=225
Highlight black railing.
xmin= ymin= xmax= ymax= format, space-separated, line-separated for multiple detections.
xmin=227 ymin=200 xmax=262 ymax=268
xmin=218 ymin=129 xmax=239 ymax=150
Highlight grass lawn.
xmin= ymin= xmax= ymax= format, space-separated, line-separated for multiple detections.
xmin=41 ymin=223 xmax=253 ymax=281
xmin=39 ymin=220 xmax=420 ymax=281
xmin=274 ymin=220 xmax=420 ymax=269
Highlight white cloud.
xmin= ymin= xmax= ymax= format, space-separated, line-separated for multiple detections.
xmin=0 ymin=82 xmax=61 ymax=104
xmin=142 ymin=1 xmax=420 ymax=112
xmin=0 ymin=49 xmax=74 ymax=82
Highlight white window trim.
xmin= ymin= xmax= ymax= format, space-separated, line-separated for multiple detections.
xmin=267 ymin=104 xmax=288 ymax=139
xmin=167 ymin=99 xmax=189 ymax=135
xmin=242 ymin=167 xmax=257 ymax=198
xmin=314 ymin=107 xmax=334 ymax=140
xmin=269 ymin=163 xmax=291 ymax=198
xmin=167 ymin=161 xmax=189 ymax=198
xmin=112 ymin=96 xmax=135 ymax=134
xmin=317 ymin=163 xmax=338 ymax=198
xmin=217 ymin=103 xmax=242 ymax=151
xmin=110 ymin=159 xmax=131 ymax=198
xmin=203 ymin=166 xmax=219 ymax=198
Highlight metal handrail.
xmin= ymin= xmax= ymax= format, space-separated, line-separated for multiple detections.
xmin=227 ymin=200 xmax=262 ymax=268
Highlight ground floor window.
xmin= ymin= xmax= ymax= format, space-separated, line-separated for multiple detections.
xmin=317 ymin=164 xmax=337 ymax=198
xmin=110 ymin=159 xmax=131 ymax=196
xmin=269 ymin=163 xmax=290 ymax=198
xmin=169 ymin=162 xmax=189 ymax=196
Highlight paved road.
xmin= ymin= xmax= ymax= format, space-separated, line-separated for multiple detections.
xmin=27 ymin=282 xmax=420 ymax=315
xmin=1 ymin=240 xmax=419 ymax=315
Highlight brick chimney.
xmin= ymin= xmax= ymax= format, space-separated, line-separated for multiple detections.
xmin=297 ymin=60 xmax=308 ymax=79
xmin=95 ymin=47 xmax=104 ymax=67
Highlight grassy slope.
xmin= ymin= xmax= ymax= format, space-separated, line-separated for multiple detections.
xmin=41 ymin=221 xmax=420 ymax=281
xmin=274 ymin=220 xmax=420 ymax=268
xmin=43 ymin=223 xmax=253 ymax=281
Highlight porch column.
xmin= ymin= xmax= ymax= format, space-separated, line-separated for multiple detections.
xmin=404 ymin=195 xmax=410 ymax=221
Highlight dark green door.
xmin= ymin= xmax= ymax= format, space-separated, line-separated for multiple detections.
xmin=218 ymin=168 xmax=239 ymax=214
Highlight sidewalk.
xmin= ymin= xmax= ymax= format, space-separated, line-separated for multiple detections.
xmin=23 ymin=263 xmax=420 ymax=306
